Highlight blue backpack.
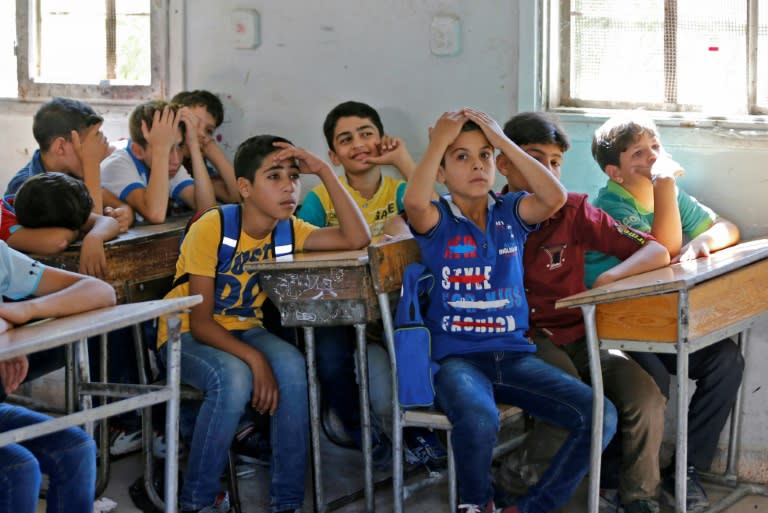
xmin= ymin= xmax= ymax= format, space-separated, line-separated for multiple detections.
xmin=394 ymin=262 xmax=440 ymax=409
xmin=172 ymin=203 xmax=294 ymax=288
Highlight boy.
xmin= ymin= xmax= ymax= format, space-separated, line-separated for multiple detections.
xmin=171 ymin=90 xmax=241 ymax=204
xmin=298 ymin=100 xmax=441 ymax=470
xmin=494 ymin=112 xmax=670 ymax=513
xmin=156 ymin=135 xmax=369 ymax=513
xmin=11 ymin=172 xmax=121 ymax=278
xmin=100 ymin=100 xmax=217 ymax=224
xmin=0 ymin=239 xmax=116 ymax=513
xmin=403 ymin=107 xmax=616 ymax=513
xmin=586 ymin=113 xmax=744 ymax=512
xmin=4 ymin=97 xmax=132 ymax=231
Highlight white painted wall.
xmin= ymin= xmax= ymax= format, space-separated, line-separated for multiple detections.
xmin=0 ymin=0 xmax=766 ymax=482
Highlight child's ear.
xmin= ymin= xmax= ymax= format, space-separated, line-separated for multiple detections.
xmin=50 ymin=136 xmax=68 ymax=156
xmin=327 ymin=150 xmax=341 ymax=167
xmin=237 ymin=176 xmax=251 ymax=198
xmin=605 ymin=164 xmax=622 ymax=183
xmin=496 ymin=154 xmax=511 ymax=178
xmin=437 ymin=165 xmax=447 ymax=184
xmin=130 ymin=141 xmax=146 ymax=160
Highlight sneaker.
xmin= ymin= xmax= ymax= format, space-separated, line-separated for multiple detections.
xmin=599 ymin=488 xmax=624 ymax=513
xmin=662 ymin=466 xmax=710 ymax=513
xmin=623 ymin=499 xmax=659 ymax=513
xmin=231 ymin=423 xmax=271 ymax=467
xmin=109 ymin=426 xmax=143 ymax=456
xmin=404 ymin=427 xmax=448 ymax=473
xmin=183 ymin=492 xmax=232 ymax=513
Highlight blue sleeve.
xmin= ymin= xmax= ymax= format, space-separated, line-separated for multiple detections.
xmin=297 ymin=191 xmax=327 ymax=227
xmin=395 ymin=181 xmax=407 ymax=213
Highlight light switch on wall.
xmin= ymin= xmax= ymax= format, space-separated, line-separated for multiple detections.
xmin=232 ymin=9 xmax=260 ymax=49
xmin=430 ymin=14 xmax=461 ymax=56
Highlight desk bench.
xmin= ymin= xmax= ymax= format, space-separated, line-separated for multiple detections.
xmin=557 ymin=238 xmax=768 ymax=513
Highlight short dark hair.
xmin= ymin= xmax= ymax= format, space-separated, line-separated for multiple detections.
xmin=171 ymin=89 xmax=224 ymax=127
xmin=14 ymin=172 xmax=92 ymax=231
xmin=322 ymin=101 xmax=384 ymax=151
xmin=33 ymin=98 xmax=103 ymax=152
xmin=234 ymin=135 xmax=294 ymax=182
xmin=503 ymin=112 xmax=570 ymax=152
xmin=129 ymin=100 xmax=183 ymax=148
xmin=440 ymin=120 xmax=483 ymax=166
xmin=591 ymin=113 xmax=659 ymax=172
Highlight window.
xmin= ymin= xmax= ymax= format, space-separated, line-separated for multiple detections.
xmin=548 ymin=0 xmax=768 ymax=117
xmin=7 ymin=0 xmax=182 ymax=101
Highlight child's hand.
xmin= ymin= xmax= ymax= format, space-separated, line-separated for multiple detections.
xmin=271 ymin=142 xmax=331 ymax=177
xmin=0 ymin=355 xmax=29 ymax=395
xmin=651 ymin=152 xmax=685 ymax=181
xmin=247 ymin=351 xmax=279 ymax=415
xmin=672 ymin=239 xmax=710 ymax=263
xmin=72 ymin=123 xmax=110 ymax=166
xmin=177 ymin=107 xmax=201 ymax=151
xmin=79 ymin=235 xmax=108 ymax=278
xmin=461 ymin=108 xmax=507 ymax=148
xmin=429 ymin=111 xmax=468 ymax=148
xmin=103 ymin=205 xmax=133 ymax=232
xmin=0 ymin=302 xmax=33 ymax=329
xmin=141 ymin=106 xmax=179 ymax=152
xmin=366 ymin=136 xmax=410 ymax=167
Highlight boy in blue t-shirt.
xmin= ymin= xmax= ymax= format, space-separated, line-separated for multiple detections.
xmin=404 ymin=107 xmax=617 ymax=513
xmin=585 ymin=113 xmax=744 ymax=512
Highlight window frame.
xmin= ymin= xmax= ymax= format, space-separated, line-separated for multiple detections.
xmin=545 ymin=0 xmax=768 ymax=119
xmin=13 ymin=0 xmax=184 ymax=103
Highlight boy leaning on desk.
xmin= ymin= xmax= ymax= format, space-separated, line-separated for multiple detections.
xmin=585 ymin=112 xmax=744 ymax=513
xmin=0 ymin=240 xmax=116 ymax=513
xmin=156 ymin=134 xmax=370 ymax=513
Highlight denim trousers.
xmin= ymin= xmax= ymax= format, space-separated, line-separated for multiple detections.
xmin=630 ymin=337 xmax=744 ymax=470
xmin=164 ymin=328 xmax=308 ymax=513
xmin=0 ymin=403 xmax=96 ymax=513
xmin=435 ymin=351 xmax=617 ymax=513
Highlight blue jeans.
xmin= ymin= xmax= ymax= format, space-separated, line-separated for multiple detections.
xmin=0 ymin=403 xmax=96 ymax=513
xmin=163 ymin=328 xmax=308 ymax=513
xmin=435 ymin=351 xmax=617 ymax=513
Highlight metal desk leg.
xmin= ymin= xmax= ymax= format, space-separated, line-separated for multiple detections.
xmin=580 ymin=304 xmax=603 ymax=513
xmin=724 ymin=330 xmax=746 ymax=480
xmin=164 ymin=314 xmax=182 ymax=513
xmin=354 ymin=322 xmax=375 ymax=512
xmin=304 ymin=327 xmax=326 ymax=513
xmin=674 ymin=291 xmax=690 ymax=513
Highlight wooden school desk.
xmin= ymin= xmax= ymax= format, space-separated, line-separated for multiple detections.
xmin=246 ymin=248 xmax=380 ymax=513
xmin=556 ymin=239 xmax=768 ymax=513
xmin=34 ymin=215 xmax=190 ymax=304
xmin=0 ymin=295 xmax=202 ymax=513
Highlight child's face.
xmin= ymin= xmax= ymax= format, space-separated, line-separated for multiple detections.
xmin=438 ymin=130 xmax=496 ymax=198
xmin=185 ymin=105 xmax=217 ymax=152
xmin=328 ymin=116 xmax=382 ymax=174
xmin=239 ymin=150 xmax=301 ymax=220
xmin=140 ymin=128 xmax=184 ymax=177
xmin=613 ymin=132 xmax=662 ymax=186
xmin=499 ymin=142 xmax=564 ymax=192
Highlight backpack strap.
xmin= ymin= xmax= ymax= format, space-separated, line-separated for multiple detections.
xmin=271 ymin=218 xmax=295 ymax=257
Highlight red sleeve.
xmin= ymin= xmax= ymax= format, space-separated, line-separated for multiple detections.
xmin=578 ymin=196 xmax=656 ymax=259
xmin=0 ymin=203 xmax=18 ymax=240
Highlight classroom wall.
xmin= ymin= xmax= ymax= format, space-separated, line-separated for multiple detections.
xmin=1 ymin=0 xmax=767 ymax=482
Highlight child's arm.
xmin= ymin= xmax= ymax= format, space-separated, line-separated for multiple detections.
xmin=403 ymin=111 xmax=468 ymax=234
xmin=102 ymin=189 xmax=134 ymax=232
xmin=674 ymin=218 xmax=740 ymax=263
xmin=647 ymin=154 xmax=684 ymax=257
xmin=0 ymin=266 xmax=116 ymax=327
xmin=203 ymin=140 xmax=241 ymax=203
xmin=6 ymin=227 xmax=78 ymax=255
xmin=464 ymin=108 xmax=566 ymax=225
xmin=271 ymin=143 xmax=371 ymax=251
xmin=187 ymin=274 xmax=279 ymax=415
xmin=365 ymin=135 xmax=417 ymax=180
xmin=176 ymin=108 xmax=217 ymax=211
xmin=72 ymin=122 xmax=110 ymax=214
xmin=591 ymin=240 xmax=670 ymax=288
xmin=77 ymin=213 xmax=121 ymax=278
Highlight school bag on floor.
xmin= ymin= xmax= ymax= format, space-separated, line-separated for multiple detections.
xmin=394 ymin=262 xmax=440 ymax=409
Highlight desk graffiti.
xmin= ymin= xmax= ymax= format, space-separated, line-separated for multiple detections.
xmin=262 ymin=268 xmax=346 ymax=301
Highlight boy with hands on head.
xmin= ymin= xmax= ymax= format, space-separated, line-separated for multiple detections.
xmin=404 ymin=108 xmax=616 ymax=513
xmin=157 ymin=134 xmax=369 ymax=513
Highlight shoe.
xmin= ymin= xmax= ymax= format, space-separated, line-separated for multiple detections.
xmin=231 ymin=423 xmax=271 ymax=467
xmin=348 ymin=425 xmax=393 ymax=472
xmin=599 ymin=488 xmax=624 ymax=513
xmin=108 ymin=426 xmax=143 ymax=456
xmin=662 ymin=466 xmax=710 ymax=513
xmin=623 ymin=499 xmax=659 ymax=513
xmin=404 ymin=427 xmax=448 ymax=473
xmin=457 ymin=501 xmax=519 ymax=513
xmin=183 ymin=492 xmax=232 ymax=513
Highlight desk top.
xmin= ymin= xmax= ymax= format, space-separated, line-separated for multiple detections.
xmin=245 ymin=248 xmax=369 ymax=273
xmin=557 ymin=238 xmax=768 ymax=309
xmin=65 ymin=215 xmax=190 ymax=251
xmin=0 ymin=295 xmax=201 ymax=361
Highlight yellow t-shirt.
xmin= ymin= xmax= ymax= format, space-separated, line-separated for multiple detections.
xmin=156 ymin=208 xmax=317 ymax=347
